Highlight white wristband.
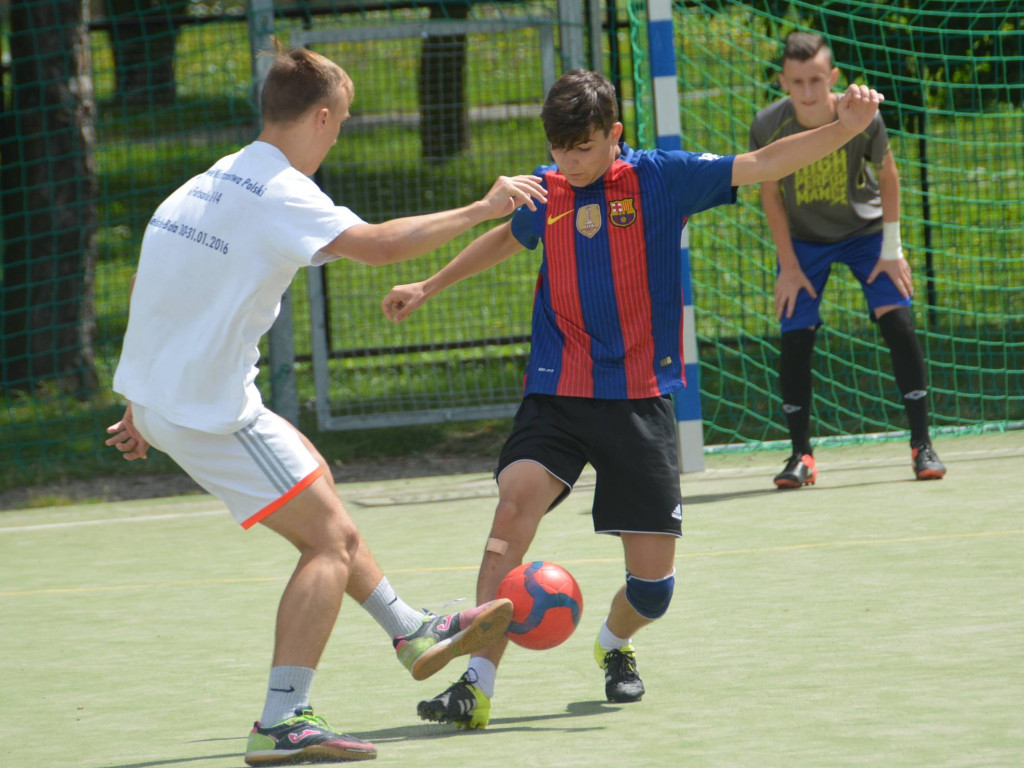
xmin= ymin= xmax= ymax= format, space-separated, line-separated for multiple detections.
xmin=881 ymin=220 xmax=903 ymax=261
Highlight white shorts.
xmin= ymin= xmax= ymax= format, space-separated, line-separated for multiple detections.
xmin=132 ymin=403 xmax=322 ymax=529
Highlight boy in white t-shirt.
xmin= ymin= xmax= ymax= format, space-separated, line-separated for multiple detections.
xmin=104 ymin=40 xmax=546 ymax=765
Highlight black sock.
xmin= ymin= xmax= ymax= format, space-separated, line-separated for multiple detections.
xmin=877 ymin=308 xmax=930 ymax=446
xmin=779 ymin=328 xmax=816 ymax=455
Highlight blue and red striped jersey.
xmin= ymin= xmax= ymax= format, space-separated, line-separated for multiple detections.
xmin=510 ymin=142 xmax=737 ymax=400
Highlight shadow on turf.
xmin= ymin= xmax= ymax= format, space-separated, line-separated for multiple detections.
xmin=103 ymin=755 xmax=241 ymax=768
xmin=101 ymin=702 xmax=620 ymax=766
xmin=683 ymin=475 xmax=917 ymax=505
xmin=354 ymin=699 xmax=621 ymax=742
xmin=683 ymin=487 xmax=782 ymax=504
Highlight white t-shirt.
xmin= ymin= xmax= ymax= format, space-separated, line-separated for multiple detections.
xmin=113 ymin=141 xmax=364 ymax=433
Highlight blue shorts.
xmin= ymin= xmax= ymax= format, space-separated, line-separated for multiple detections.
xmin=780 ymin=231 xmax=911 ymax=333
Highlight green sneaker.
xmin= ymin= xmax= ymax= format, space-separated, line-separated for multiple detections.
xmin=394 ymin=598 xmax=513 ymax=681
xmin=244 ymin=707 xmax=376 ymax=765
xmin=594 ymin=637 xmax=645 ymax=703
xmin=417 ymin=671 xmax=491 ymax=730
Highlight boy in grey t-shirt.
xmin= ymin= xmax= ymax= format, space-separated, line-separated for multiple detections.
xmin=749 ymin=31 xmax=945 ymax=487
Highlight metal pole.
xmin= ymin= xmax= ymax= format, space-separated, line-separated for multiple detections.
xmin=647 ymin=0 xmax=705 ymax=472
xmin=247 ymin=0 xmax=300 ymax=426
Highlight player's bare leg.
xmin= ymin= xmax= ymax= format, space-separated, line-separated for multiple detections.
xmin=248 ymin=476 xmax=378 ymax=764
xmin=609 ymin=532 xmax=676 ymax=638
xmin=286 ymin=426 xmax=512 ymax=679
xmin=474 ymin=461 xmax=566 ymax=662
xmin=260 ymin=476 xmax=360 ymax=668
xmin=418 ymin=460 xmax=563 ymax=729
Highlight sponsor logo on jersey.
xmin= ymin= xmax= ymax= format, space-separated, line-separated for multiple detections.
xmin=546 ymin=209 xmax=573 ymax=226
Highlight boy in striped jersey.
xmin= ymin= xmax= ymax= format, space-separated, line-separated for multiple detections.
xmin=382 ymin=68 xmax=884 ymax=729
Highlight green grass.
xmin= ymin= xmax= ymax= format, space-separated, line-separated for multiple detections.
xmin=2 ymin=433 xmax=1022 ymax=766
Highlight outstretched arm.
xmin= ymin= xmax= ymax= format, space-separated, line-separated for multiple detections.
xmin=733 ymin=83 xmax=884 ymax=187
xmin=381 ymin=221 xmax=524 ymax=323
xmin=323 ymin=174 xmax=544 ymax=266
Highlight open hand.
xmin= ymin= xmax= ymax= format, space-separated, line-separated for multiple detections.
xmin=867 ymin=255 xmax=913 ymax=298
xmin=775 ymin=265 xmax=817 ymax=320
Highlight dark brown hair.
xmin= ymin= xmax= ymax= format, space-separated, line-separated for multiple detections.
xmin=540 ymin=69 xmax=618 ymax=150
xmin=260 ymin=38 xmax=351 ymax=124
xmin=781 ymin=31 xmax=833 ymax=67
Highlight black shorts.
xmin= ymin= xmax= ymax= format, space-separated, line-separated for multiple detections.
xmin=495 ymin=394 xmax=683 ymax=536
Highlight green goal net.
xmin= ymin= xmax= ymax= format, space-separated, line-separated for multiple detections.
xmin=630 ymin=0 xmax=1024 ymax=449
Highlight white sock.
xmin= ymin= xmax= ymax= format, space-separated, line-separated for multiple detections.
xmin=360 ymin=577 xmax=424 ymax=637
xmin=467 ymin=657 xmax=497 ymax=698
xmin=598 ymin=620 xmax=630 ymax=651
xmin=260 ymin=666 xmax=314 ymax=726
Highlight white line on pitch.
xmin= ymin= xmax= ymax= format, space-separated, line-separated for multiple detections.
xmin=0 ymin=509 xmax=223 ymax=534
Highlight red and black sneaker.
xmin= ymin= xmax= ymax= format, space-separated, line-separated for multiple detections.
xmin=912 ymin=443 xmax=947 ymax=480
xmin=773 ymin=453 xmax=817 ymax=489
xmin=244 ymin=707 xmax=376 ymax=765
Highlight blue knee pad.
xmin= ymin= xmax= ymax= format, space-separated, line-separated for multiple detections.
xmin=624 ymin=570 xmax=675 ymax=619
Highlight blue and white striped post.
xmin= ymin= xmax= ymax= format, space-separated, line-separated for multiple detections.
xmin=647 ymin=0 xmax=705 ymax=473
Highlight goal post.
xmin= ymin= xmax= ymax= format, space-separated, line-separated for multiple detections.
xmin=646 ymin=0 xmax=706 ymax=473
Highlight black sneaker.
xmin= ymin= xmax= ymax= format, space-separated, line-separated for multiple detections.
xmin=595 ymin=641 xmax=645 ymax=703
xmin=773 ymin=452 xmax=817 ymax=489
xmin=912 ymin=442 xmax=946 ymax=480
xmin=244 ymin=707 xmax=376 ymax=765
xmin=417 ymin=671 xmax=491 ymax=729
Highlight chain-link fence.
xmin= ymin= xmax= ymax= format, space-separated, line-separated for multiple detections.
xmin=2 ymin=0 xmax=1020 ymax=490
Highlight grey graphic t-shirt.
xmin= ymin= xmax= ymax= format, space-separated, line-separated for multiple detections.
xmin=749 ymin=97 xmax=890 ymax=243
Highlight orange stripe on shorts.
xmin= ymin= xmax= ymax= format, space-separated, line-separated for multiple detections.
xmin=241 ymin=466 xmax=324 ymax=530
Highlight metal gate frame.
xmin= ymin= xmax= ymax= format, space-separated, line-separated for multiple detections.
xmin=299 ymin=18 xmax=558 ymax=431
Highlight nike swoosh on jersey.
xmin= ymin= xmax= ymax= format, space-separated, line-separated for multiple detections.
xmin=546 ymin=209 xmax=573 ymax=226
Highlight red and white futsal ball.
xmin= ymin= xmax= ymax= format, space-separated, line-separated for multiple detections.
xmin=496 ymin=560 xmax=583 ymax=650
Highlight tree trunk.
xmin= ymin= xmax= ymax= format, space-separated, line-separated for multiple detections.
xmin=105 ymin=0 xmax=187 ymax=106
xmin=419 ymin=2 xmax=471 ymax=161
xmin=0 ymin=0 xmax=98 ymax=393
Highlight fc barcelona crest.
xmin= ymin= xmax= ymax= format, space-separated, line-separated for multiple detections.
xmin=609 ymin=197 xmax=637 ymax=228
xmin=576 ymin=204 xmax=602 ymax=238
